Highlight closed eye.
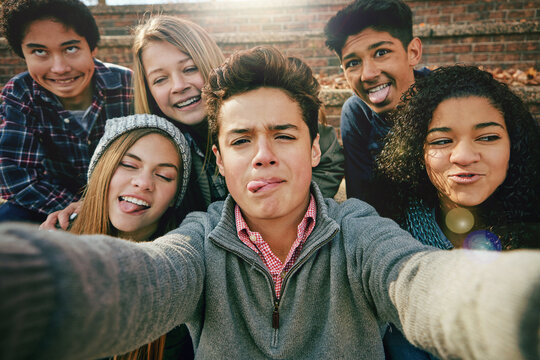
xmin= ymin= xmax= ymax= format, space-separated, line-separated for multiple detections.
xmin=119 ymin=162 xmax=137 ymax=169
xmin=156 ymin=174 xmax=174 ymax=182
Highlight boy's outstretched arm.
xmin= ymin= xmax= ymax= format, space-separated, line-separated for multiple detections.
xmin=342 ymin=207 xmax=540 ymax=360
xmin=389 ymin=249 xmax=540 ymax=360
xmin=0 ymin=220 xmax=206 ymax=360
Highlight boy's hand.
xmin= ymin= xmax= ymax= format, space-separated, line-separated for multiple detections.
xmin=40 ymin=201 xmax=82 ymax=230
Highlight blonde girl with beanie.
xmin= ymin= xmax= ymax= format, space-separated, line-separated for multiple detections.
xmin=70 ymin=114 xmax=193 ymax=360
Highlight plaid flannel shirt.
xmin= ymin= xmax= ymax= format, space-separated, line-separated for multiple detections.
xmin=184 ymin=132 xmax=228 ymax=203
xmin=0 ymin=59 xmax=133 ymax=215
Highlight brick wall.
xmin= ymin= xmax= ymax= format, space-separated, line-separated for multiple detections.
xmin=1 ymin=0 xmax=539 ymax=130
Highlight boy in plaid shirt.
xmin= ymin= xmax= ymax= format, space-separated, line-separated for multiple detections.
xmin=0 ymin=0 xmax=132 ymax=222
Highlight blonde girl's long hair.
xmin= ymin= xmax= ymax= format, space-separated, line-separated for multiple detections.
xmin=70 ymin=128 xmax=183 ymax=360
xmin=132 ymin=15 xmax=225 ymax=116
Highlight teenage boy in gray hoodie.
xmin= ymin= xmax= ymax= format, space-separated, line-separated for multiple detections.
xmin=0 ymin=46 xmax=539 ymax=360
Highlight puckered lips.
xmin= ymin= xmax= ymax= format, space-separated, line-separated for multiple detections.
xmin=449 ymin=172 xmax=484 ymax=185
xmin=366 ymin=82 xmax=391 ymax=104
xmin=173 ymin=95 xmax=201 ymax=110
xmin=247 ymin=178 xmax=286 ymax=193
xmin=118 ymin=195 xmax=150 ymax=214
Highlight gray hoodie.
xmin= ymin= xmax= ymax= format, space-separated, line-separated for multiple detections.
xmin=0 ymin=183 xmax=539 ymax=359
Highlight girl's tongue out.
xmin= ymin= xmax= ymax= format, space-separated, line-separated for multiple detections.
xmin=119 ymin=197 xmax=149 ymax=213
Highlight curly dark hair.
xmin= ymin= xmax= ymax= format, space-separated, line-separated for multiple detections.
xmin=204 ymin=46 xmax=321 ymax=147
xmin=324 ymin=0 xmax=413 ymax=58
xmin=0 ymin=0 xmax=100 ymax=58
xmin=377 ymin=65 xmax=540 ymax=249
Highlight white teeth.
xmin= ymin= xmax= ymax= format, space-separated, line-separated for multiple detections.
xmin=175 ymin=96 xmax=200 ymax=108
xmin=120 ymin=196 xmax=150 ymax=207
xmin=368 ymin=83 xmax=389 ymax=93
xmin=53 ymin=77 xmax=77 ymax=84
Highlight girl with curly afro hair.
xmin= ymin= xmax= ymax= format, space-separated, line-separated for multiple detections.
xmin=377 ymin=65 xmax=540 ymax=250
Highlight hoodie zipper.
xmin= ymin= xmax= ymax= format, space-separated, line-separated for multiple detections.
xmin=271 ymin=300 xmax=280 ymax=347
xmin=211 ymin=242 xmax=282 ymax=347
xmin=269 ymin=228 xmax=339 ymax=347
xmin=272 ymin=301 xmax=280 ymax=329
xmin=210 ymin=226 xmax=339 ymax=348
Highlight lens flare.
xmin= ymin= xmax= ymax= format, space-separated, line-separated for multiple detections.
xmin=463 ymin=230 xmax=502 ymax=251
xmin=445 ymin=207 xmax=474 ymax=234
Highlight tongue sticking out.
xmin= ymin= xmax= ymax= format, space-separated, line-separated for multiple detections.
xmin=247 ymin=180 xmax=269 ymax=193
xmin=119 ymin=199 xmax=148 ymax=213
xmin=367 ymin=85 xmax=390 ymax=104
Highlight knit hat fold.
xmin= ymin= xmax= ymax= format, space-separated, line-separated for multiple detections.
xmin=88 ymin=114 xmax=191 ymax=208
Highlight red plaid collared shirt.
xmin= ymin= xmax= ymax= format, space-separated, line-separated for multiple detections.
xmin=235 ymin=195 xmax=317 ymax=299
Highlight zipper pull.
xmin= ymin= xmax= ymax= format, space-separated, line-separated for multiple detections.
xmin=272 ymin=302 xmax=279 ymax=329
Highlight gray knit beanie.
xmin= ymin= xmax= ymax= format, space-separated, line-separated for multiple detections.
xmin=88 ymin=114 xmax=191 ymax=208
